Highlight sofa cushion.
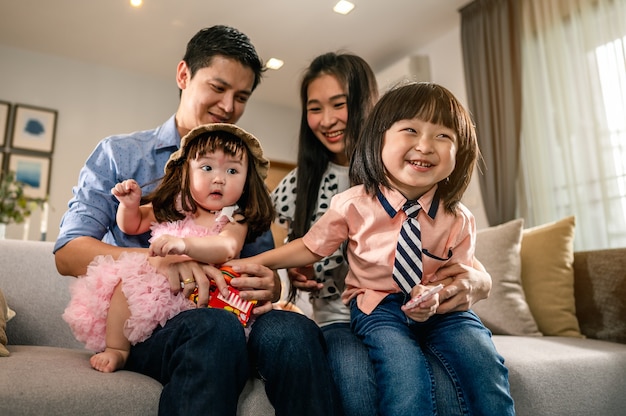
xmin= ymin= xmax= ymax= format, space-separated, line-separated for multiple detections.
xmin=493 ymin=335 xmax=626 ymax=416
xmin=0 ymin=345 xmax=161 ymax=415
xmin=573 ymin=249 xmax=626 ymax=343
xmin=472 ymin=218 xmax=542 ymax=336
xmin=520 ymin=216 xmax=583 ymax=337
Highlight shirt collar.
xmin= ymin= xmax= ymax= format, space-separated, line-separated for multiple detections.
xmin=376 ymin=185 xmax=440 ymax=220
xmin=154 ymin=115 xmax=181 ymax=151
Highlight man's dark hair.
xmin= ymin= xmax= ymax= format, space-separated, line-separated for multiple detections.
xmin=183 ymin=25 xmax=265 ymax=91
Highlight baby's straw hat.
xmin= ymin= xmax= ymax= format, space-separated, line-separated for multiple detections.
xmin=166 ymin=123 xmax=269 ymax=180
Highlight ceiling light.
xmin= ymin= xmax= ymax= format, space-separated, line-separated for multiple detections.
xmin=130 ymin=0 xmax=142 ymax=7
xmin=266 ymin=58 xmax=284 ymax=70
xmin=333 ymin=1 xmax=355 ymax=15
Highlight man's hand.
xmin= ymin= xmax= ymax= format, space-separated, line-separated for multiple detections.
xmin=428 ymin=259 xmax=492 ymax=314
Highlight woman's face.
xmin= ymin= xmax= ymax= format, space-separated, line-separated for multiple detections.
xmin=306 ymin=74 xmax=349 ymax=165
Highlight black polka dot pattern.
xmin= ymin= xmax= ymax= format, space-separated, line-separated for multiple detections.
xmin=271 ymin=166 xmax=350 ymax=299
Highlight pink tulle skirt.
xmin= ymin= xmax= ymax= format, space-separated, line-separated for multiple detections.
xmin=62 ymin=252 xmax=195 ymax=352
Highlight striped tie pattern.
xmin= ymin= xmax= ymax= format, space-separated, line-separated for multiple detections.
xmin=392 ymin=202 xmax=422 ymax=294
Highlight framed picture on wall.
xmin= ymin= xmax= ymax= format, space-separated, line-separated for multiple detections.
xmin=7 ymin=153 xmax=51 ymax=199
xmin=10 ymin=104 xmax=57 ymax=153
xmin=0 ymin=101 xmax=10 ymax=147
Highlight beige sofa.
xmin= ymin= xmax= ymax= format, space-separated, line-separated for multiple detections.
xmin=0 ymin=240 xmax=273 ymax=415
xmin=1 ymin=218 xmax=626 ymax=415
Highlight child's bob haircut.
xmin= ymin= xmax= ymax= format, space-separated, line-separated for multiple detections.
xmin=350 ymin=82 xmax=480 ymax=212
xmin=149 ymin=123 xmax=275 ymax=242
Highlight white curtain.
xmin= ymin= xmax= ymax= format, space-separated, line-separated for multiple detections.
xmin=518 ymin=0 xmax=626 ymax=250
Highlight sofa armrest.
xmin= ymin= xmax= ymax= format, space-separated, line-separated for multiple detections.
xmin=573 ymin=248 xmax=626 ymax=344
xmin=0 ymin=240 xmax=83 ymax=349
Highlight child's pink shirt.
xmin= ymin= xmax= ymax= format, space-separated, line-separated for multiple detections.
xmin=302 ymin=185 xmax=475 ymax=315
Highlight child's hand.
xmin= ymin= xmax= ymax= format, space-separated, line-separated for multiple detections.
xmin=149 ymin=235 xmax=187 ymax=257
xmin=111 ymin=179 xmax=141 ymax=207
xmin=401 ymin=285 xmax=440 ymax=322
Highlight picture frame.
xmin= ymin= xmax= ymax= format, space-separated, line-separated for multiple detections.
xmin=10 ymin=104 xmax=57 ymax=153
xmin=0 ymin=101 xmax=10 ymax=147
xmin=7 ymin=153 xmax=51 ymax=199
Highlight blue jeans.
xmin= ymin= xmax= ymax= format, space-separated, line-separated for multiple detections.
xmin=323 ymin=322 xmax=469 ymax=416
xmin=126 ymin=308 xmax=336 ymax=416
xmin=248 ymin=309 xmax=337 ymax=416
xmin=350 ymin=293 xmax=515 ymax=416
xmin=322 ymin=323 xmax=378 ymax=416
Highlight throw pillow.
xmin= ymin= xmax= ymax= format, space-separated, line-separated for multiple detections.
xmin=573 ymin=248 xmax=626 ymax=343
xmin=520 ymin=216 xmax=583 ymax=337
xmin=0 ymin=288 xmax=10 ymax=357
xmin=472 ymin=218 xmax=542 ymax=336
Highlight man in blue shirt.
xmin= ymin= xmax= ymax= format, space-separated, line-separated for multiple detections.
xmin=54 ymin=25 xmax=336 ymax=416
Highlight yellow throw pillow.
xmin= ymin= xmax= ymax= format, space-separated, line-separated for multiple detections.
xmin=520 ymin=216 xmax=583 ymax=337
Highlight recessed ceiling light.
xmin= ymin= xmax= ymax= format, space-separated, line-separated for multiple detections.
xmin=130 ymin=0 xmax=142 ymax=7
xmin=266 ymin=58 xmax=284 ymax=70
xmin=333 ymin=0 xmax=355 ymax=15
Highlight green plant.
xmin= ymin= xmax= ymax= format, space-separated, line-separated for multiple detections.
xmin=0 ymin=171 xmax=47 ymax=225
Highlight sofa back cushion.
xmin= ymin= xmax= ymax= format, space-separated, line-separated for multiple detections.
xmin=573 ymin=248 xmax=626 ymax=344
xmin=0 ymin=240 xmax=83 ymax=349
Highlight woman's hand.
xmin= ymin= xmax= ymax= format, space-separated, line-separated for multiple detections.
xmin=149 ymin=255 xmax=226 ymax=305
xmin=288 ymin=265 xmax=323 ymax=293
xmin=428 ymin=258 xmax=492 ymax=314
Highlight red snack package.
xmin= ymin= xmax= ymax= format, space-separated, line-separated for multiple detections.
xmin=189 ymin=266 xmax=256 ymax=326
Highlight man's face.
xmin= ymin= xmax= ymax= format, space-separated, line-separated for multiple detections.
xmin=176 ymin=55 xmax=255 ymax=137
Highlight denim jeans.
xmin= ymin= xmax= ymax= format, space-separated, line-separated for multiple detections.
xmin=322 ymin=322 xmax=378 ymax=416
xmin=323 ymin=322 xmax=469 ymax=416
xmin=350 ymin=293 xmax=515 ymax=416
xmin=126 ymin=308 xmax=337 ymax=416
xmin=248 ymin=309 xmax=337 ymax=416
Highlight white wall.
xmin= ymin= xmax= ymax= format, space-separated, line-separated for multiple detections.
xmin=0 ymin=44 xmax=299 ymax=241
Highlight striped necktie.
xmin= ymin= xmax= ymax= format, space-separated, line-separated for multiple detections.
xmin=392 ymin=202 xmax=422 ymax=294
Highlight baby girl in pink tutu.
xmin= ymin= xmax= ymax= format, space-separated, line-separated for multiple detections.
xmin=63 ymin=123 xmax=274 ymax=372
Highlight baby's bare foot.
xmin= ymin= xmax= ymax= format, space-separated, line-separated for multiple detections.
xmin=90 ymin=348 xmax=129 ymax=373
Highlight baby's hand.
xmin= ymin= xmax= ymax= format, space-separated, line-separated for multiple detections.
xmin=401 ymin=285 xmax=440 ymax=322
xmin=149 ymin=235 xmax=186 ymax=257
xmin=111 ymin=179 xmax=141 ymax=207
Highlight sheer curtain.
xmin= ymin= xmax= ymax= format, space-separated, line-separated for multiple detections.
xmin=518 ymin=0 xmax=626 ymax=250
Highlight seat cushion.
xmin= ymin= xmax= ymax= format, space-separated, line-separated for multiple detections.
xmin=0 ymin=345 xmax=274 ymax=415
xmin=493 ymin=336 xmax=626 ymax=416
xmin=0 ymin=345 xmax=161 ymax=415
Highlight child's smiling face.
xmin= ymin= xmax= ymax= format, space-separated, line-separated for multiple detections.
xmin=381 ymin=117 xmax=458 ymax=201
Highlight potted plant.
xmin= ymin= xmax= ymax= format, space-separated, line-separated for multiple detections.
xmin=0 ymin=170 xmax=47 ymax=239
